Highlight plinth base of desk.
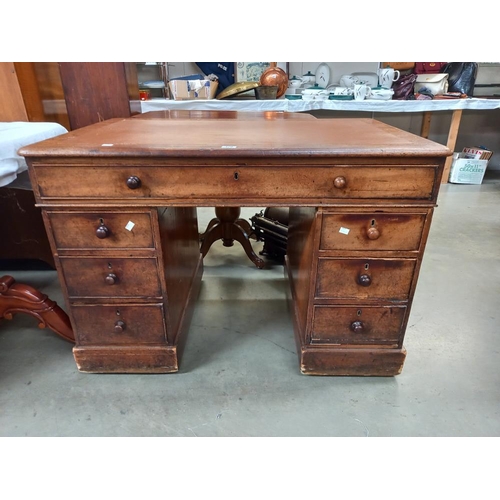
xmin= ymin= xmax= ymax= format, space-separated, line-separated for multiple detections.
xmin=298 ymin=346 xmax=407 ymax=376
xmin=73 ymin=345 xmax=180 ymax=373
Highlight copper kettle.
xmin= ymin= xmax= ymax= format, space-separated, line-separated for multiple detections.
xmin=259 ymin=63 xmax=288 ymax=98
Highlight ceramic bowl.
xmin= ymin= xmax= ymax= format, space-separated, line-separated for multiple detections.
xmin=367 ymin=88 xmax=394 ymax=101
xmin=255 ymin=85 xmax=278 ymax=100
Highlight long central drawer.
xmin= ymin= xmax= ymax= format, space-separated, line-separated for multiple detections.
xmin=35 ymin=165 xmax=437 ymax=200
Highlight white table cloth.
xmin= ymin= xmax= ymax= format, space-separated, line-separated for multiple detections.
xmin=0 ymin=121 xmax=68 ymax=188
xmin=140 ymin=97 xmax=500 ymax=114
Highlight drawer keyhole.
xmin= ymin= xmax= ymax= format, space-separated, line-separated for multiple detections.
xmin=233 ymin=172 xmax=239 ymax=181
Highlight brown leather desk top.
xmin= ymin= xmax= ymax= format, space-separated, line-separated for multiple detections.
xmin=19 ymin=113 xmax=451 ymax=160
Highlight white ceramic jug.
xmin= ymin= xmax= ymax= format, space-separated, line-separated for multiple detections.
xmin=378 ymin=68 xmax=401 ymax=89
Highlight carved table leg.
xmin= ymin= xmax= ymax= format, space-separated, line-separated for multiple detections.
xmin=199 ymin=217 xmax=219 ymax=241
xmin=200 ymin=207 xmax=264 ymax=269
xmin=234 ymin=217 xmax=256 ymax=239
xmin=0 ymin=275 xmax=75 ymax=343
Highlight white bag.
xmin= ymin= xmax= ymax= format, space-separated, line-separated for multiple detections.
xmin=414 ymin=73 xmax=449 ymax=95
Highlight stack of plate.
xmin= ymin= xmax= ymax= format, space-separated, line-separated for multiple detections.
xmin=141 ymin=80 xmax=165 ymax=89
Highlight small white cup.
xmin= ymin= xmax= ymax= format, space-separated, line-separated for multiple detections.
xmin=353 ymin=84 xmax=370 ymax=100
xmin=378 ymin=68 xmax=401 ymax=89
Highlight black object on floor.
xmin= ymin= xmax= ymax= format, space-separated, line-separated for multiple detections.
xmin=251 ymin=207 xmax=289 ymax=262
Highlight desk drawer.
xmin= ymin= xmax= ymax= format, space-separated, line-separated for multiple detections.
xmin=60 ymin=257 xmax=161 ymax=299
xmin=316 ymin=258 xmax=416 ymax=300
xmin=320 ymin=213 xmax=426 ymax=251
xmin=71 ymin=304 xmax=166 ymax=345
xmin=36 ymin=165 xmax=437 ymax=201
xmin=46 ymin=211 xmax=155 ymax=249
xmin=311 ymin=305 xmax=406 ymax=345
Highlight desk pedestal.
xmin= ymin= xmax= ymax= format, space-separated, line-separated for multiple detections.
xmin=44 ymin=207 xmax=203 ymax=374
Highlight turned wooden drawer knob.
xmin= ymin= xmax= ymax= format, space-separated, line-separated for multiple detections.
xmin=95 ymin=224 xmax=110 ymax=239
xmin=105 ymin=273 xmax=118 ymax=285
xmin=350 ymin=321 xmax=365 ymax=333
xmin=333 ymin=176 xmax=347 ymax=189
xmin=358 ymin=274 xmax=372 ymax=287
xmin=126 ymin=176 xmax=142 ymax=189
xmin=367 ymin=227 xmax=380 ymax=240
xmin=114 ymin=320 xmax=126 ymax=333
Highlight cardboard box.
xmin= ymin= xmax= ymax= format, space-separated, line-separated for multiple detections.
xmin=449 ymin=146 xmax=494 ymax=184
xmin=461 ymin=146 xmax=493 ymax=161
xmin=449 ymin=156 xmax=489 ymax=184
xmin=168 ymin=80 xmax=218 ymax=100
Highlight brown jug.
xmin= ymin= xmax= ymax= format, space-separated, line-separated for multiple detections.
xmin=259 ymin=63 xmax=288 ymax=98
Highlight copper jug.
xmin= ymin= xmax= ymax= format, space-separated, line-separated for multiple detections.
xmin=259 ymin=63 xmax=288 ymax=98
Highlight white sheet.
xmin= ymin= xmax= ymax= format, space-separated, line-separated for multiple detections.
xmin=0 ymin=121 xmax=68 ymax=188
xmin=140 ymin=97 xmax=500 ymax=113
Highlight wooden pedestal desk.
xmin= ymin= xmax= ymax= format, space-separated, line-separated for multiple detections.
xmin=20 ymin=111 xmax=451 ymax=376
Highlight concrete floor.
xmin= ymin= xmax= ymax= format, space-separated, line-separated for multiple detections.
xmin=1 ymin=173 xmax=499 ymax=437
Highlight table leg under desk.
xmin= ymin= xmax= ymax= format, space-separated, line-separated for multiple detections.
xmin=420 ymin=109 xmax=463 ymax=184
xmin=200 ymin=207 xmax=264 ymax=269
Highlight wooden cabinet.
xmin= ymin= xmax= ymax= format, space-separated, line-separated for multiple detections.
xmin=20 ymin=113 xmax=450 ymax=376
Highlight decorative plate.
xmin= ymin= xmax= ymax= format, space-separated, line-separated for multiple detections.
xmin=141 ymin=80 xmax=165 ymax=88
xmin=315 ymin=63 xmax=331 ymax=87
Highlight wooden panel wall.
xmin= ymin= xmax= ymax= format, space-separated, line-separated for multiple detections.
xmin=13 ymin=63 xmax=46 ymax=122
xmin=0 ymin=62 xmax=28 ymax=121
xmin=59 ymin=62 xmax=138 ymax=130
